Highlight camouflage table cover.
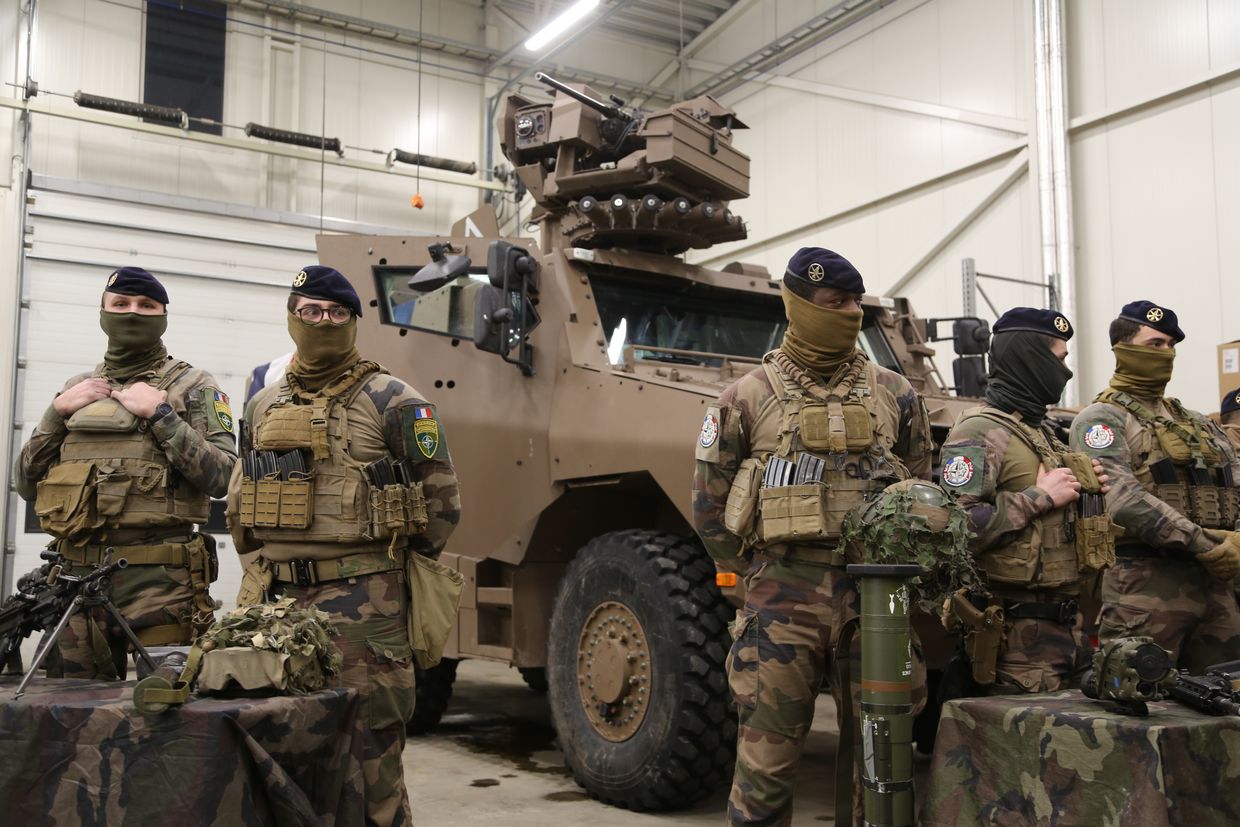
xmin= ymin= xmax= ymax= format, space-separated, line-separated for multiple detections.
xmin=921 ymin=689 xmax=1240 ymax=826
xmin=0 ymin=676 xmax=365 ymax=826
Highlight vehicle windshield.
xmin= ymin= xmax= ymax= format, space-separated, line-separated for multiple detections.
xmin=589 ymin=268 xmax=902 ymax=371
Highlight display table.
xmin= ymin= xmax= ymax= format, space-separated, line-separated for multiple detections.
xmin=0 ymin=676 xmax=365 ymax=826
xmin=921 ymin=689 xmax=1240 ymax=826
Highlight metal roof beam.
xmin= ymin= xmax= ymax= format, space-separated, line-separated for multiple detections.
xmin=639 ymin=0 xmax=765 ymax=101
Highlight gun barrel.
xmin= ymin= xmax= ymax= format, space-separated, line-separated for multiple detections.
xmin=535 ymin=72 xmax=622 ymax=119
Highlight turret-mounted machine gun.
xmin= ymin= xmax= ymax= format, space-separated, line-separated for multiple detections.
xmin=500 ymin=72 xmax=750 ymax=254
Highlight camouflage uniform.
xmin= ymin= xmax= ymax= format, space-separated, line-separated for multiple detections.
xmin=939 ymin=407 xmax=1092 ymax=694
xmin=229 ymin=361 xmax=461 ymax=827
xmin=1072 ymin=392 xmax=1240 ymax=673
xmin=693 ymin=348 xmax=933 ymax=826
xmin=14 ymin=359 xmax=235 ymax=678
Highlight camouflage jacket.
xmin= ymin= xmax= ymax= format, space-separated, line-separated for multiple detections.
xmin=691 ymin=348 xmax=933 ymax=567
xmin=1071 ymin=394 xmax=1239 ymax=555
xmin=228 ymin=367 xmax=461 ymax=560
xmin=14 ymin=359 xmax=237 ymax=506
xmin=938 ymin=406 xmax=1061 ymax=551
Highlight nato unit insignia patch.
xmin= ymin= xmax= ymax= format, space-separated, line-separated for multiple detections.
xmin=699 ymin=412 xmax=720 ymax=448
xmin=204 ymin=388 xmax=234 ymax=433
xmin=1083 ymin=423 xmax=1115 ymax=449
xmin=942 ymin=455 xmax=975 ymax=487
xmin=413 ymin=405 xmax=439 ymax=459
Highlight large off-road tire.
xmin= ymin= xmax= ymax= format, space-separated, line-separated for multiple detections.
xmin=408 ymin=657 xmax=459 ymax=735
xmin=547 ymin=530 xmax=736 ymax=810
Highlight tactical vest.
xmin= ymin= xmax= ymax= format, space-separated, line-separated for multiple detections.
xmin=961 ymin=408 xmax=1083 ymax=590
xmin=238 ymin=361 xmax=427 ymax=545
xmin=724 ymin=351 xmax=909 ymax=563
xmin=1097 ymin=389 xmax=1239 ymax=530
xmin=34 ymin=360 xmax=208 ymax=541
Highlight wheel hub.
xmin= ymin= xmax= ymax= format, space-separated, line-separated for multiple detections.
xmin=576 ymin=601 xmax=651 ymax=742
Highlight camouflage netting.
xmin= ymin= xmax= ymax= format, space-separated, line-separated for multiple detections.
xmin=199 ymin=597 xmax=343 ymax=694
xmin=838 ymin=478 xmax=980 ymax=612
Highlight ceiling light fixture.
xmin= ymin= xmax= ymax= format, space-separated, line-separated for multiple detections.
xmin=524 ymin=0 xmax=601 ymax=52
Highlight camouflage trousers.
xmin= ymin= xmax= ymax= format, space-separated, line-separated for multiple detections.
xmin=274 ymin=568 xmax=415 ymax=827
xmin=725 ymin=557 xmax=926 ymax=827
xmin=55 ymin=561 xmax=195 ymax=679
xmin=1100 ymin=557 xmax=1240 ymax=674
xmin=987 ymin=613 xmax=1092 ymax=695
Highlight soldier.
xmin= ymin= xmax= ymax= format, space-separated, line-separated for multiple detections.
xmin=692 ymin=247 xmax=933 ymax=827
xmin=13 ymin=266 xmax=233 ymax=677
xmin=1221 ymin=388 xmax=1240 ymax=450
xmin=938 ymin=308 xmax=1110 ymax=694
xmin=227 ymin=265 xmax=461 ymax=827
xmin=1071 ymin=301 xmax=1240 ymax=673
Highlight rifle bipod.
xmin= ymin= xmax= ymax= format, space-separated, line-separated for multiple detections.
xmin=15 ymin=552 xmax=155 ymax=698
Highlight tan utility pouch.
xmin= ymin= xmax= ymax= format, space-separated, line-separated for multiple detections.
xmin=253 ymin=405 xmax=315 ymax=451
xmin=1222 ymin=488 xmax=1240 ymax=530
xmin=723 ymin=458 xmax=761 ymax=538
xmin=1060 ymin=452 xmax=1101 ymax=493
xmin=946 ymin=590 xmax=1005 ymax=686
xmin=405 ymin=482 xmax=429 ymax=533
xmin=94 ymin=470 xmax=135 ymax=518
xmin=66 ymin=398 xmax=139 ymax=432
xmin=799 ymin=402 xmax=873 ymax=453
xmin=1156 ymin=424 xmax=1218 ymax=466
xmin=758 ymin=476 xmax=873 ymax=544
xmin=1155 ymin=482 xmax=1193 ymax=521
xmin=405 ymin=552 xmax=464 ymax=669
xmin=1074 ymin=514 xmax=1117 ymax=572
xmin=238 ymin=475 xmax=314 ymax=529
xmin=368 ymin=483 xmax=429 ymax=539
xmin=236 ymin=557 xmax=274 ymax=607
xmin=34 ymin=462 xmax=98 ymax=538
xmin=1189 ymin=486 xmax=1225 ymax=529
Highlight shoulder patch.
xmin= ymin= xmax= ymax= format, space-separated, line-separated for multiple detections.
xmin=939 ymin=444 xmax=986 ymax=493
xmin=941 ymin=454 xmax=975 ymax=487
xmin=696 ymin=405 xmax=723 ymax=463
xmin=398 ymin=403 xmax=449 ymax=462
xmin=1083 ymin=423 xmax=1114 ymax=450
xmin=202 ymin=387 xmax=234 ymax=433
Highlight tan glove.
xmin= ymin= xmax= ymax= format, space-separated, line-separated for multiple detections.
xmin=1198 ymin=531 xmax=1240 ymax=580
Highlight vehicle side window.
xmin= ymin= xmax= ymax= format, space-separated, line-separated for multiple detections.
xmin=374 ymin=267 xmax=489 ymax=339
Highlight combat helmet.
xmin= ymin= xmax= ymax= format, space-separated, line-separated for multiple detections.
xmin=837 ymin=478 xmax=977 ymax=611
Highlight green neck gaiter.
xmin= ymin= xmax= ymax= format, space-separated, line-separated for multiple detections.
xmin=1109 ymin=343 xmax=1175 ymax=400
xmin=100 ymin=311 xmax=169 ymax=382
xmin=984 ymin=331 xmax=1072 ymax=425
xmin=778 ymin=284 xmax=862 ymax=377
xmin=286 ymin=313 xmax=361 ymax=391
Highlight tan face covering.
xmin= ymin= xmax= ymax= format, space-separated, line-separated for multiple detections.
xmin=1109 ymin=343 xmax=1176 ymax=399
xmin=286 ymin=312 xmax=360 ymax=390
xmin=778 ymin=284 xmax=863 ymax=376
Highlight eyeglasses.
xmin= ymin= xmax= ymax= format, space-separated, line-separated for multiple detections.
xmin=294 ymin=305 xmax=353 ymax=325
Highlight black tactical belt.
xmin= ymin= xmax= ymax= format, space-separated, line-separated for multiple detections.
xmin=1003 ymin=598 xmax=1079 ymax=625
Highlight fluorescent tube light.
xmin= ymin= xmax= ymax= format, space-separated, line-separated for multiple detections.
xmin=524 ymin=0 xmax=601 ymax=52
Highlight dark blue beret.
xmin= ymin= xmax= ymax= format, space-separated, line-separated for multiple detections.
xmin=992 ymin=307 xmax=1073 ymax=341
xmin=290 ymin=265 xmax=362 ymax=318
xmin=1119 ymin=300 xmax=1183 ymax=343
xmin=1223 ymin=388 xmax=1240 ymax=417
xmin=105 ymin=266 xmax=168 ymax=305
xmin=783 ymin=247 xmax=865 ymax=294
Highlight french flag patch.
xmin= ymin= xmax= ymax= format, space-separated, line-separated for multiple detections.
xmin=414 ymin=405 xmax=434 ymax=419
xmin=213 ymin=390 xmax=229 ymax=404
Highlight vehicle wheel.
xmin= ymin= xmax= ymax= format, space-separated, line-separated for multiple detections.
xmin=547 ymin=530 xmax=736 ymax=810
xmin=519 ymin=666 xmax=548 ymax=694
xmin=408 ymin=657 xmax=459 ymax=735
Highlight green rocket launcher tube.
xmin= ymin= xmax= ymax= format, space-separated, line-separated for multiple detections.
xmin=847 ymin=563 xmax=923 ymax=827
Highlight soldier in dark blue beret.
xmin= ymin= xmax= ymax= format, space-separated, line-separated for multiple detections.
xmin=693 ymin=245 xmax=934 ymax=825
xmin=1071 ymin=300 xmax=1240 ymax=674
xmin=14 ymin=266 xmax=236 ymax=678
xmin=937 ymin=307 xmax=1109 ymax=696
xmin=1222 ymin=387 xmax=1240 ymax=438
xmin=290 ymin=264 xmax=363 ymax=318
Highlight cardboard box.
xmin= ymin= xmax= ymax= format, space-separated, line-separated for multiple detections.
xmin=1220 ymin=340 xmax=1240 ymax=407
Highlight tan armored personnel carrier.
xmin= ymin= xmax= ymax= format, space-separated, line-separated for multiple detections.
xmin=317 ymin=74 xmax=987 ymax=810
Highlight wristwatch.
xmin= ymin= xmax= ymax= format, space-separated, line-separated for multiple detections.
xmin=149 ymin=402 xmax=175 ymax=423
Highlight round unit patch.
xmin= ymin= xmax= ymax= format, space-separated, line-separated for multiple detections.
xmin=942 ymin=455 xmax=974 ymax=487
xmin=699 ymin=412 xmax=720 ymax=449
xmin=1083 ymin=423 xmax=1115 ymax=449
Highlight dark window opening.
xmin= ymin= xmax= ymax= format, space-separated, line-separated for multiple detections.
xmin=144 ymin=0 xmax=226 ymax=135
xmin=374 ymin=266 xmax=492 ymax=340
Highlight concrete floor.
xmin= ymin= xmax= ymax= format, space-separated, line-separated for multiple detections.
xmin=404 ymin=659 xmax=846 ymax=826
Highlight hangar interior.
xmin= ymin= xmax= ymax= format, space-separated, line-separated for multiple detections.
xmin=1 ymin=0 xmax=1238 ymax=604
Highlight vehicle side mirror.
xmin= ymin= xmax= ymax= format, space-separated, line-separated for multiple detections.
xmin=475 ymin=241 xmax=540 ymax=376
xmin=953 ymin=356 xmax=988 ymax=397
xmin=487 ymin=241 xmax=539 ymax=293
xmin=927 ymin=316 xmax=990 ymax=356
xmin=409 ymin=243 xmax=471 ymax=292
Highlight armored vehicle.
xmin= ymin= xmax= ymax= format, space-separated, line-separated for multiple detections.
xmin=317 ymin=74 xmax=983 ymax=810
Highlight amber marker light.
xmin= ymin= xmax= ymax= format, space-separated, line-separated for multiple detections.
xmin=715 ymin=572 xmax=738 ymax=588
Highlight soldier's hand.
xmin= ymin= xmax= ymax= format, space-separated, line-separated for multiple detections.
xmin=111 ymin=382 xmax=169 ymax=419
xmin=1036 ymin=464 xmax=1081 ymax=508
xmin=52 ymin=377 xmax=113 ymax=417
xmin=1198 ymin=534 xmax=1240 ymax=581
xmin=1091 ymin=458 xmax=1112 ymax=494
